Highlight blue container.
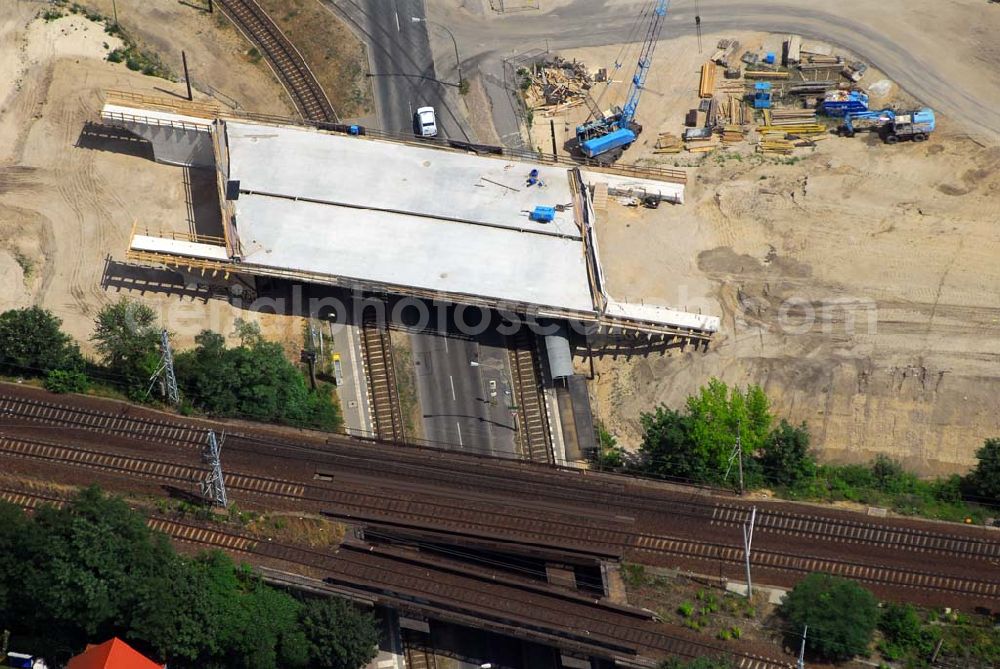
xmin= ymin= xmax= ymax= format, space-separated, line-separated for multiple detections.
xmin=348 ymin=125 xmax=361 ymax=135
xmin=529 ymin=206 xmax=556 ymax=223
xmin=764 ymin=52 xmax=776 ymax=64
xmin=580 ymin=127 xmax=637 ymax=158
xmin=821 ymin=91 xmax=870 ymax=117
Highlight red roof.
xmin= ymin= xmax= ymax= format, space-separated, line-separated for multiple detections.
xmin=66 ymin=638 xmax=164 ymax=669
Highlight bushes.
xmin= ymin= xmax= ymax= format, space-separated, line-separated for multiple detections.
xmin=44 ymin=369 xmax=89 ymax=394
xmin=174 ymin=330 xmax=342 ymax=431
xmin=780 ymin=573 xmax=879 ymax=662
xmin=631 ymin=378 xmax=994 ymax=523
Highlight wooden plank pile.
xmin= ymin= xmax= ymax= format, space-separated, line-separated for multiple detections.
xmin=653 ymin=132 xmax=682 ymax=154
xmin=764 ymin=108 xmax=818 ymax=126
xmin=757 ymin=133 xmax=795 ymax=154
xmin=745 ymin=70 xmax=791 ymax=80
xmin=685 ymin=131 xmax=721 ymax=153
xmin=699 ymin=62 xmax=718 ymax=98
xmin=711 ymin=39 xmax=741 ymax=67
xmin=721 ymin=125 xmax=745 ymax=143
xmin=719 ymin=94 xmax=749 ymax=125
xmin=758 ymin=123 xmax=826 ymax=135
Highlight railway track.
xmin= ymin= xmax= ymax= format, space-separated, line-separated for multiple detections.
xmin=0 ymin=393 xmax=206 ymax=448
xmin=0 ymin=483 xmax=788 ymax=667
xmin=0 ymin=435 xmax=306 ymax=500
xmin=507 ymin=330 xmax=553 ymax=463
xmin=359 ymin=315 xmax=406 ymax=443
xmin=2 ymin=385 xmax=999 ymax=610
xmin=214 ymin=0 xmax=336 ymax=122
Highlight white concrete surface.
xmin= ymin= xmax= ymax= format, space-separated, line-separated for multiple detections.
xmin=604 ymin=298 xmax=721 ymax=332
xmin=234 ymin=194 xmax=596 ymax=312
xmin=102 ymin=103 xmax=213 ymax=130
xmin=226 ymin=122 xmax=581 ymax=239
xmin=130 ymin=235 xmax=230 ymax=261
xmin=581 ymin=170 xmax=685 ymax=205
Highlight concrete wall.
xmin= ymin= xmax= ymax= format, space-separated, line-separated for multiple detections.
xmin=112 ymin=120 xmax=214 ymax=168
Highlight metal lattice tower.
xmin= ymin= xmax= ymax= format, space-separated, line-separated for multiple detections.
xmin=201 ymin=430 xmax=229 ymax=508
xmin=147 ymin=329 xmax=180 ymax=405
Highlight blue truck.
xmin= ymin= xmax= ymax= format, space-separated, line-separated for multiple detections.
xmin=839 ymin=108 xmax=936 ymax=143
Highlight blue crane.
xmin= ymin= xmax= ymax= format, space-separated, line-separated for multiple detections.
xmin=576 ymin=0 xmax=670 ymax=162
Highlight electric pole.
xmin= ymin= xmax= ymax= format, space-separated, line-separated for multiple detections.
xmin=725 ymin=420 xmax=745 ymax=494
xmin=201 ymin=430 xmax=228 ymax=508
xmin=797 ymin=625 xmax=808 ymax=669
xmin=743 ymin=506 xmax=756 ymax=599
xmin=147 ymin=329 xmax=179 ymax=405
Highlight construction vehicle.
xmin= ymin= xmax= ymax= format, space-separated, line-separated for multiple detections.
xmin=839 ymin=107 xmax=936 ymax=143
xmin=575 ymin=0 xmax=669 ymax=163
xmin=821 ymin=90 xmax=869 ymax=117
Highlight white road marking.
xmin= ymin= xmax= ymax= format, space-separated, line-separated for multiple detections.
xmin=395 ymin=11 xmax=400 ymax=31
xmin=456 ymin=422 xmax=463 ymax=447
xmin=449 ymin=375 xmax=456 ymax=401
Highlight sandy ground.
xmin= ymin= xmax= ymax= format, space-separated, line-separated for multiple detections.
xmin=0 ymin=3 xmax=306 ymax=354
xmin=539 ymin=33 xmax=1000 ymax=476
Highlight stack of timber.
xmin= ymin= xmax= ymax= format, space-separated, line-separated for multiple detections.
xmin=787 ymin=80 xmax=837 ymax=95
xmin=654 ymin=132 xmax=682 ymax=154
xmin=757 ymin=123 xmax=826 ymax=135
xmin=721 ymin=125 xmax=745 ymax=143
xmin=711 ymin=39 xmax=741 ymax=67
xmin=685 ymin=131 xmax=721 ymax=153
xmin=718 ymin=95 xmax=749 ymax=126
xmin=745 ymin=70 xmax=791 ymax=80
xmin=764 ymin=108 xmax=817 ymax=126
xmin=758 ymin=134 xmax=795 ymax=154
xmin=699 ymin=62 xmax=718 ymax=98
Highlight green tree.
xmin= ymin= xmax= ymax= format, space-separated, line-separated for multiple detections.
xmin=639 ymin=379 xmax=772 ymax=486
xmin=685 ymin=379 xmax=771 ymax=478
xmin=780 ymin=573 xmax=878 ymax=662
xmin=963 ymin=438 xmax=1000 ymax=504
xmin=174 ymin=330 xmax=341 ymax=430
xmin=91 ymin=298 xmax=161 ymax=396
xmin=759 ymin=420 xmax=815 ymax=488
xmin=44 ymin=369 xmax=90 ymax=393
xmin=0 ymin=306 xmax=84 ymax=376
xmin=638 ymin=406 xmax=703 ymax=482
xmin=298 ymin=597 xmax=379 ymax=669
xmin=877 ymin=602 xmax=938 ymax=662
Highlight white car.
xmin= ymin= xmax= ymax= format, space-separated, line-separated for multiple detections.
xmin=416 ymin=106 xmax=438 ymax=138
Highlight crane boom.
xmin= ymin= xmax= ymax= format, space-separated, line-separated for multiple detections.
xmin=620 ymin=0 xmax=669 ymax=128
xmin=576 ymin=0 xmax=670 ymax=162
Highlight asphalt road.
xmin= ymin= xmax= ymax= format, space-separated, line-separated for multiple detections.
xmin=431 ymin=0 xmax=1000 ymax=144
xmin=410 ymin=329 xmax=517 ymax=458
xmin=328 ymin=0 xmax=471 ymax=139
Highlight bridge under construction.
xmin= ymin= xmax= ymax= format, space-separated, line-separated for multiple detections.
xmin=99 ymin=90 xmax=719 ymax=342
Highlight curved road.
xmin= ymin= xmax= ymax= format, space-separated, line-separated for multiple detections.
xmin=431 ymin=0 xmax=1000 ymax=145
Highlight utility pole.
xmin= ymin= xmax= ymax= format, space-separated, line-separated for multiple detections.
xmin=182 ymin=50 xmax=193 ymax=101
xmin=201 ymin=430 xmax=229 ymax=508
xmin=725 ymin=419 xmax=745 ymax=494
xmin=742 ymin=506 xmax=756 ymax=599
xmin=797 ymin=625 xmax=808 ymax=669
xmin=147 ymin=329 xmax=179 ymax=405
xmin=111 ymin=0 xmax=119 ymax=27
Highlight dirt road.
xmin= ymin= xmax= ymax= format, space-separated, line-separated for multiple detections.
xmin=433 ymin=0 xmax=1000 ymax=143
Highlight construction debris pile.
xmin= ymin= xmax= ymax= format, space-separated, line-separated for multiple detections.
xmin=671 ymin=36 xmax=881 ymax=155
xmin=519 ymin=57 xmax=603 ymax=117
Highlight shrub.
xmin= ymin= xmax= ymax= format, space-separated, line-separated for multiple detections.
xmin=780 ymin=573 xmax=878 ymax=661
xmin=43 ymin=369 xmax=89 ymax=394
